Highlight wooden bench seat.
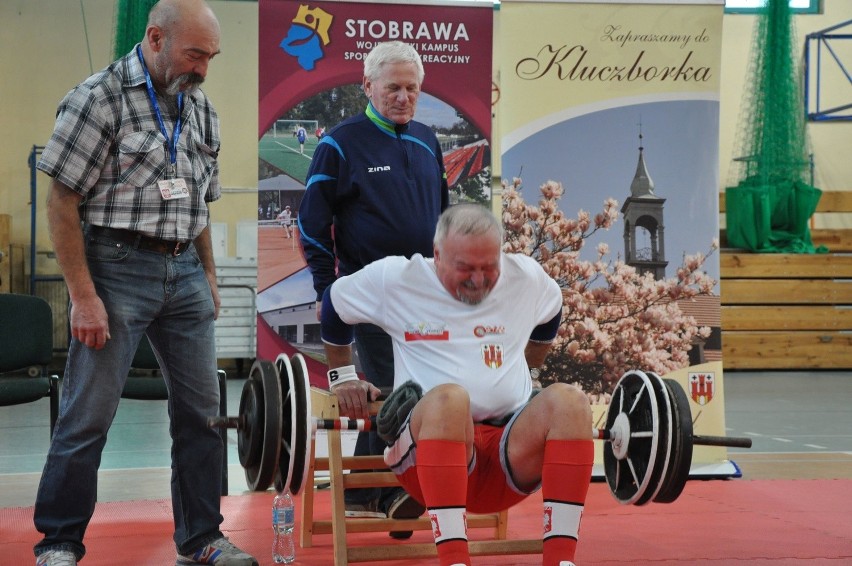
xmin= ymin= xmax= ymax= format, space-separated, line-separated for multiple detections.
xmin=719 ymin=191 xmax=852 ymax=370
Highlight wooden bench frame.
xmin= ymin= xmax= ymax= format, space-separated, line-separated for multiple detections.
xmin=299 ymin=387 xmax=542 ymax=565
xmin=719 ymin=191 xmax=852 ymax=369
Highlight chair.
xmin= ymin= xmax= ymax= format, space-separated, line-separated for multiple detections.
xmin=300 ymin=387 xmax=541 ymax=565
xmin=121 ymin=335 xmax=230 ymax=495
xmin=0 ymin=293 xmax=60 ymax=437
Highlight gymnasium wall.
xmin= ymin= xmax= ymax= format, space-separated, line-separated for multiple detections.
xmin=0 ymin=0 xmax=848 ymax=284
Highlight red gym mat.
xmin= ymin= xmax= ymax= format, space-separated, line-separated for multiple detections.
xmin=3 ymin=479 xmax=850 ymax=565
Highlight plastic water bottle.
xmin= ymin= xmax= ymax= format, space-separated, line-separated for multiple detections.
xmin=272 ymin=489 xmax=296 ymax=563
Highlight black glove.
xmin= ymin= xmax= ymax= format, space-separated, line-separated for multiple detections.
xmin=377 ymin=380 xmax=423 ymax=445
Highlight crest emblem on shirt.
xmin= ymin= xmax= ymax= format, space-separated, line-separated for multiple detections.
xmin=481 ymin=343 xmax=503 ymax=369
xmin=543 ymin=504 xmax=553 ymax=534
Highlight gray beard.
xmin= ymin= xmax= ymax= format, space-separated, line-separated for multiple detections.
xmin=164 ymin=73 xmax=203 ymax=96
xmin=457 ymin=287 xmax=491 ymax=306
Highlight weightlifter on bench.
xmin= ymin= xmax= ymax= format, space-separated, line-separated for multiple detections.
xmin=320 ymin=204 xmax=594 ymax=566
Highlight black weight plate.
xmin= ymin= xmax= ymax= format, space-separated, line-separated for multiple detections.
xmin=288 ymin=353 xmax=312 ymax=495
xmin=237 ymin=378 xmax=262 ymax=468
xmin=654 ymin=378 xmax=694 ymax=503
xmin=602 ymin=379 xmax=627 ymax=502
xmin=636 ymin=371 xmax=673 ymax=505
xmin=274 ymin=354 xmax=296 ymax=494
xmin=244 ymin=359 xmax=282 ymax=492
xmin=603 ymin=370 xmax=661 ymax=505
xmin=274 ymin=353 xmax=313 ymax=495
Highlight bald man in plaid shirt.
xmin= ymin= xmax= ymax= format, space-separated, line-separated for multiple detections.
xmin=32 ymin=1 xmax=256 ymax=565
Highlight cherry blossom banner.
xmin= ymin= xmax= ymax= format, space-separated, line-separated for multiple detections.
xmin=497 ymin=0 xmax=736 ymax=477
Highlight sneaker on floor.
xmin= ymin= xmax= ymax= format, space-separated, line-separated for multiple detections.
xmin=386 ymin=490 xmax=426 ymax=540
xmin=35 ymin=550 xmax=77 ymax=566
xmin=344 ymin=498 xmax=386 ymax=519
xmin=176 ymin=536 xmax=258 ymax=566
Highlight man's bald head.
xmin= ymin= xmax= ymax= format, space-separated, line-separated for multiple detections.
xmin=148 ymin=0 xmax=220 ymax=38
xmin=142 ymin=0 xmax=221 ymax=96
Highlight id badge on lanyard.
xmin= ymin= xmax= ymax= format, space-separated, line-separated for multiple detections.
xmin=137 ymin=45 xmax=189 ymax=201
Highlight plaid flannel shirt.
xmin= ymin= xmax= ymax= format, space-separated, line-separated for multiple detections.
xmin=37 ymin=46 xmax=221 ymax=242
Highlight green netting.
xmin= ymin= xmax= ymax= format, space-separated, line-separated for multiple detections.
xmin=112 ymin=0 xmax=158 ymax=60
xmin=725 ymin=0 xmax=826 ymax=253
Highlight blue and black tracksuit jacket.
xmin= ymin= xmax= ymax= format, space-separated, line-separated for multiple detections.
xmin=298 ymin=102 xmax=449 ymax=301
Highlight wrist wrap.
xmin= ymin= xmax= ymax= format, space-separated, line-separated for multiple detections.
xmin=328 ymin=365 xmax=358 ymax=388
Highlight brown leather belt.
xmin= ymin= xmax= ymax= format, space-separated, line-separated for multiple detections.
xmin=87 ymin=225 xmax=189 ymax=256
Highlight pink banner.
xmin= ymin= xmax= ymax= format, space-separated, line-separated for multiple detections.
xmin=257 ymin=0 xmax=494 ymax=381
xmin=259 ymin=0 xmax=494 ymax=137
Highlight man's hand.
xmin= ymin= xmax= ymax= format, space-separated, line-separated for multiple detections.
xmin=332 ymin=379 xmax=382 ymax=420
xmin=194 ymin=226 xmax=220 ymax=320
xmin=46 ymin=179 xmax=110 ymax=349
xmin=206 ymin=270 xmax=221 ymax=320
xmin=70 ymin=295 xmax=111 ymax=350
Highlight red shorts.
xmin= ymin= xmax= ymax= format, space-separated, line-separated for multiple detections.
xmin=384 ymin=417 xmax=535 ymax=515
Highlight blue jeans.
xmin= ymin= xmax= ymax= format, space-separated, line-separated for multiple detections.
xmin=347 ymin=323 xmax=401 ymax=511
xmin=33 ymin=229 xmax=224 ymax=559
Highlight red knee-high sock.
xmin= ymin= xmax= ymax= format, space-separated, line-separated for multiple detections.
xmin=416 ymin=439 xmax=469 ymax=566
xmin=542 ymin=439 xmax=594 ymax=566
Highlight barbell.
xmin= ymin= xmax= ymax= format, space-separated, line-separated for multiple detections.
xmin=208 ymin=353 xmax=752 ymax=505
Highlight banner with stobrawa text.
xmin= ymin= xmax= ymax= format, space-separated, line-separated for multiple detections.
xmin=497 ymin=0 xmax=736 ymax=479
xmin=257 ymin=0 xmax=494 ymax=386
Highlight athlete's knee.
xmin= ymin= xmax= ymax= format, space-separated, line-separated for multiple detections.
xmin=412 ymin=383 xmax=471 ymax=439
xmin=538 ymin=382 xmax=592 ymax=437
xmin=421 ymin=383 xmax=470 ymax=416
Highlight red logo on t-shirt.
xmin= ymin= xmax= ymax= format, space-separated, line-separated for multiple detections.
xmin=404 ymin=322 xmax=449 ymax=341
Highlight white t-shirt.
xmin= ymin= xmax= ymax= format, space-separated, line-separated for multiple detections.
xmin=330 ymin=253 xmax=562 ymax=421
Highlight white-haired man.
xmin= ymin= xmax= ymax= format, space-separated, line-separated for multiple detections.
xmin=321 ymin=204 xmax=593 ymax=566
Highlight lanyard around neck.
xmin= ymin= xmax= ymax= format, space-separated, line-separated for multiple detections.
xmin=136 ymin=45 xmax=184 ymax=176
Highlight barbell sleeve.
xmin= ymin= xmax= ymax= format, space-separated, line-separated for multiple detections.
xmin=595 ymin=427 xmax=752 ymax=448
xmin=207 ymin=416 xmax=242 ymax=429
xmin=692 ymin=434 xmax=753 ymax=449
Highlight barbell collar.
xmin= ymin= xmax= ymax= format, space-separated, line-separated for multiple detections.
xmin=592 ymin=428 xmax=611 ymax=440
